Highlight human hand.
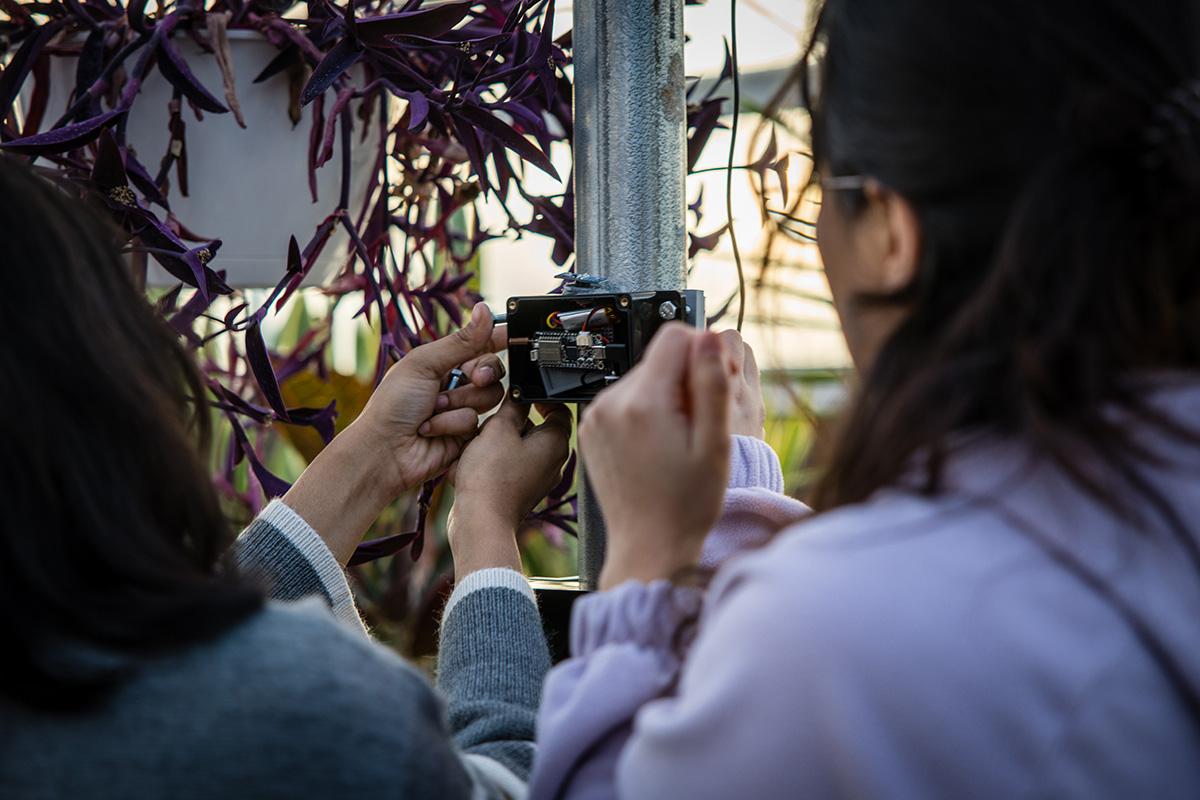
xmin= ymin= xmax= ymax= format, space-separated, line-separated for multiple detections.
xmin=719 ymin=329 xmax=766 ymax=439
xmin=282 ymin=303 xmax=506 ymax=565
xmin=447 ymin=398 xmax=573 ymax=577
xmin=350 ymin=303 xmax=508 ymax=498
xmin=578 ymin=324 xmax=732 ymax=590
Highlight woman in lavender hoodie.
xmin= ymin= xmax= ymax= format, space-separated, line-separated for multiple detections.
xmin=483 ymin=0 xmax=1200 ymax=796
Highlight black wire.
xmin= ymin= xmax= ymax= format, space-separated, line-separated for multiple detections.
xmin=726 ymin=0 xmax=746 ymax=332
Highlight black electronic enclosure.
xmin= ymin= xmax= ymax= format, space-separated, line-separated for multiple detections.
xmin=505 ymin=291 xmax=697 ymax=403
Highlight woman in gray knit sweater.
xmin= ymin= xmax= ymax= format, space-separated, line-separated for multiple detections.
xmin=0 ymin=155 xmax=569 ymax=797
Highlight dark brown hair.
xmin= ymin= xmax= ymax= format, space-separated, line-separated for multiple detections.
xmin=0 ymin=155 xmax=262 ymax=710
xmin=802 ymin=0 xmax=1200 ymax=525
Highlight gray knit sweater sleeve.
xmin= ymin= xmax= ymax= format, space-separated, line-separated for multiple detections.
xmin=232 ymin=500 xmax=552 ymax=795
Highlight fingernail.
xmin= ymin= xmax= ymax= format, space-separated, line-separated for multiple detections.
xmin=419 ymin=421 xmax=432 ymax=436
xmin=477 ymin=366 xmax=495 ymax=384
xmin=435 ymin=394 xmax=450 ymax=410
xmin=700 ymin=332 xmax=723 ymax=355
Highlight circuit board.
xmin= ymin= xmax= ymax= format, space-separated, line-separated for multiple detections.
xmin=530 ymin=331 xmax=610 ymax=368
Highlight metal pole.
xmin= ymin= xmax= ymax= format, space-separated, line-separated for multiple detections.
xmin=573 ymin=0 xmax=688 ymax=588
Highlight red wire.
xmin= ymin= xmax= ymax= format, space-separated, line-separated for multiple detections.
xmin=582 ymin=307 xmax=603 ymax=332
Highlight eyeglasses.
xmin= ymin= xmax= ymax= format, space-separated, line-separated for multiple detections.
xmin=821 ymin=175 xmax=870 ymax=193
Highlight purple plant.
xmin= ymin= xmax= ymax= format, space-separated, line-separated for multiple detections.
xmin=1 ymin=0 xmax=731 ymax=637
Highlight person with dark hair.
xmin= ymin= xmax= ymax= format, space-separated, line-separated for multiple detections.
xmin=0 ymin=153 xmax=573 ymax=798
xmin=519 ymin=1 xmax=1200 ymax=796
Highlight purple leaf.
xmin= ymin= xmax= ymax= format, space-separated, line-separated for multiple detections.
xmin=180 ymin=245 xmax=217 ymax=301
xmin=706 ymin=291 xmax=737 ymax=327
xmin=547 ymin=450 xmax=576 ymax=500
xmin=91 ymin=129 xmax=127 ymax=191
xmin=169 ymin=288 xmax=210 ymax=345
xmin=0 ymin=18 xmax=64 ymax=117
xmin=456 ymin=102 xmax=559 ymax=180
xmin=450 ymin=114 xmax=491 ymax=194
xmin=495 ymin=100 xmax=552 ymax=151
xmin=223 ymin=302 xmax=249 ymax=327
xmin=688 ymin=223 xmax=728 ymax=259
xmin=21 ymin=54 xmax=50 ymax=136
xmin=71 ymin=27 xmax=108 ymax=114
xmin=245 ymin=320 xmax=291 ymax=422
xmin=155 ymin=284 xmax=183 ymax=315
xmin=131 ymin=211 xmax=229 ymax=296
xmin=687 ymin=98 xmax=723 ymax=172
xmin=341 ymin=0 xmax=359 ymax=42
xmin=349 ymin=532 xmax=418 ymax=566
xmin=155 ymin=36 xmax=229 ymax=114
xmin=689 ymin=186 xmax=705 ymax=223
xmin=229 ymin=417 xmax=292 ymax=499
xmin=356 ymin=1 xmax=474 ymax=47
xmin=0 ymin=107 xmax=126 ymax=155
xmin=288 ymin=401 xmax=338 ymax=444
xmin=253 ymin=44 xmax=300 ymax=84
xmin=773 ymin=153 xmax=791 ymax=206
xmin=286 ymin=234 xmax=302 ymax=275
xmin=531 ymin=0 xmax=556 ymax=102
xmin=300 ymin=37 xmax=362 ymax=107
xmin=125 ymin=150 xmax=170 ymax=209
xmin=491 ymin=145 xmax=514 ymax=200
xmin=399 ymin=90 xmax=430 ymax=130
xmin=127 ymin=0 xmax=151 ymax=33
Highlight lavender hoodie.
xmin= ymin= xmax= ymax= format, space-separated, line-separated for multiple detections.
xmin=531 ymin=382 xmax=1200 ymax=799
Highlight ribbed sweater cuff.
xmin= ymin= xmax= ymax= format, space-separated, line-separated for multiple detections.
xmin=443 ymin=567 xmax=536 ymax=622
xmin=728 ymin=435 xmax=786 ymax=492
xmin=237 ymin=500 xmax=365 ymax=634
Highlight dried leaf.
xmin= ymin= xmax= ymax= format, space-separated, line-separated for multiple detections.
xmin=316 ymin=86 xmax=354 ymax=167
xmin=207 ymin=12 xmax=246 ymax=128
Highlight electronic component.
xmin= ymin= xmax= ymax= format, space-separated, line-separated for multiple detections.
xmin=531 ymin=331 xmax=608 ymax=368
xmin=504 ymin=290 xmax=704 ymax=403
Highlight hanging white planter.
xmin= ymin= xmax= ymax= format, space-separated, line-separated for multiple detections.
xmin=28 ymin=29 xmax=381 ymax=288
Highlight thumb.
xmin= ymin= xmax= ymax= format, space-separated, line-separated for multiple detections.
xmin=687 ymin=331 xmax=732 ymax=457
xmin=406 ymin=304 xmax=496 ymax=380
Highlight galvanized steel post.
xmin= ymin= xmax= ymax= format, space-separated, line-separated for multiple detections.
xmin=572 ymin=0 xmax=689 ymax=588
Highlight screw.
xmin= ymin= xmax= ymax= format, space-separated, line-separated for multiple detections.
xmin=657 ymin=301 xmax=678 ymax=320
xmin=618 ymin=295 xmax=631 ymax=308
xmin=507 ymin=299 xmax=519 ymax=312
xmin=511 ymin=387 xmax=523 ymax=400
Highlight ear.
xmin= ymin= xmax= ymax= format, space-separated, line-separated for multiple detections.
xmin=859 ymin=180 xmax=922 ymax=293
